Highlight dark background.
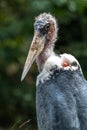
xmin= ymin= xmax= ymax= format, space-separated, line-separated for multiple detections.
xmin=0 ymin=0 xmax=87 ymax=130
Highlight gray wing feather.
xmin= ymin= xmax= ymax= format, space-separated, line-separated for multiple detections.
xmin=36 ymin=70 xmax=87 ymax=130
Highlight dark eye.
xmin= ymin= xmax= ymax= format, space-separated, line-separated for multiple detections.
xmin=71 ymin=62 xmax=77 ymax=66
xmin=39 ymin=23 xmax=50 ymax=36
xmin=44 ymin=23 xmax=50 ymax=31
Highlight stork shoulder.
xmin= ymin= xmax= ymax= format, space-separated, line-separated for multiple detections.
xmin=36 ymin=55 xmax=62 ymax=86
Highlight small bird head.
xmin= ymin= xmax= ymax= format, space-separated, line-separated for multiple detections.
xmin=21 ymin=13 xmax=58 ymax=81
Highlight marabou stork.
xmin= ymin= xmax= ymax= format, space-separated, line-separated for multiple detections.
xmin=21 ymin=13 xmax=87 ymax=130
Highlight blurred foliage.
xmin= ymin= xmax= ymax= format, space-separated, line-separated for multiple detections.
xmin=0 ymin=0 xmax=87 ymax=129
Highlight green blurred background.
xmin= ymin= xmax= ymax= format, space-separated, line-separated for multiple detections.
xmin=0 ymin=0 xmax=87 ymax=130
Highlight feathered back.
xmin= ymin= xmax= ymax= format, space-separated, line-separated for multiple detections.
xmin=36 ymin=69 xmax=87 ymax=130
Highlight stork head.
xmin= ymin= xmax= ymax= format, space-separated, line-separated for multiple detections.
xmin=21 ymin=13 xmax=58 ymax=81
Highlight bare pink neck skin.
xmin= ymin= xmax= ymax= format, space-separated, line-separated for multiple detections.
xmin=36 ymin=43 xmax=55 ymax=72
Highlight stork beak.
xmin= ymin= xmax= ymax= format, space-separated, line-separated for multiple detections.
xmin=21 ymin=31 xmax=45 ymax=81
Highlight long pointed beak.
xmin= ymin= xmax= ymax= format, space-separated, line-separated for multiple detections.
xmin=21 ymin=31 xmax=45 ymax=81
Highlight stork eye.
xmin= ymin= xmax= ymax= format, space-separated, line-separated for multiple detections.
xmin=44 ymin=23 xmax=50 ymax=31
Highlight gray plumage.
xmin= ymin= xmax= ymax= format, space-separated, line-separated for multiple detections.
xmin=36 ymin=69 xmax=87 ymax=130
xmin=21 ymin=13 xmax=87 ymax=130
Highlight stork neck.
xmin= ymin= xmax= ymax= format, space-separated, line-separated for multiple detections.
xmin=36 ymin=43 xmax=55 ymax=72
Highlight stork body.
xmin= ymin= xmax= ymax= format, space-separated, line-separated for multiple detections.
xmin=36 ymin=66 xmax=87 ymax=130
xmin=21 ymin=13 xmax=87 ymax=130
